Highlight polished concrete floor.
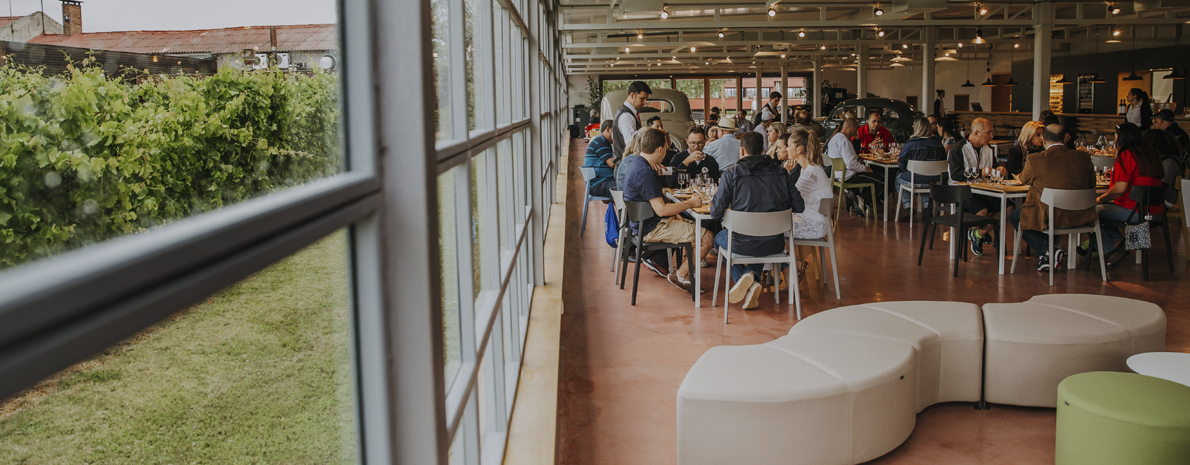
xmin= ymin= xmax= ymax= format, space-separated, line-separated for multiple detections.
xmin=555 ymin=139 xmax=1190 ymax=465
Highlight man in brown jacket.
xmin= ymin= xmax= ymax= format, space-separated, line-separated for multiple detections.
xmin=1008 ymin=124 xmax=1098 ymax=271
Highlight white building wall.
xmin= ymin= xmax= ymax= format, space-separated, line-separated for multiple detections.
xmin=0 ymin=13 xmax=63 ymax=42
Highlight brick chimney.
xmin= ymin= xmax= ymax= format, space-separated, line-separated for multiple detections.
xmin=61 ymin=0 xmax=82 ymax=37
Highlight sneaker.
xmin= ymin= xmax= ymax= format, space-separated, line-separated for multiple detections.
xmin=667 ymin=271 xmax=690 ymax=292
xmin=1076 ymin=240 xmax=1090 ymax=257
xmin=854 ymin=196 xmax=867 ymax=218
xmin=1053 ymin=249 xmax=1067 ymax=270
xmin=643 ymin=258 xmax=669 ymax=277
xmin=1037 ymin=252 xmax=1051 ymax=271
xmin=700 ymin=259 xmax=710 ymax=268
xmin=742 ymin=282 xmax=763 ymax=310
xmin=981 ymin=231 xmax=995 ymax=247
xmin=728 ymin=272 xmax=756 ymax=304
xmin=967 ymin=229 xmax=984 ymax=256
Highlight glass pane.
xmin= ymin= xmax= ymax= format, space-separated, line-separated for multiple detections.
xmin=464 ymin=0 xmax=476 ymax=131
xmin=710 ymin=78 xmax=740 ymax=119
xmin=0 ymin=3 xmax=343 ymax=271
xmin=497 ymin=143 xmax=513 ymax=251
xmin=493 ymin=3 xmax=506 ymax=125
xmin=432 ymin=0 xmax=453 ymax=141
xmin=439 ymin=169 xmax=463 ymax=389
xmin=0 ymin=231 xmax=357 ymax=462
xmin=470 ymin=152 xmax=489 ymax=300
xmin=676 ymin=79 xmax=705 ymax=121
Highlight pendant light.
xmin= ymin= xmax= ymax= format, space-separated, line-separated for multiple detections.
xmin=1004 ymin=44 xmax=1019 ymax=86
xmin=981 ymin=47 xmax=995 ymax=87
xmin=1086 ymin=26 xmax=1106 ymax=84
xmin=1055 ymin=43 xmax=1074 ymax=85
xmin=962 ymin=48 xmax=976 ymax=87
xmin=1164 ymin=68 xmax=1186 ymax=80
xmin=1121 ymin=32 xmax=1143 ymax=81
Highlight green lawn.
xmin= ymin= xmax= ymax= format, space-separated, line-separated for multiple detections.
xmin=0 ymin=232 xmax=357 ymax=464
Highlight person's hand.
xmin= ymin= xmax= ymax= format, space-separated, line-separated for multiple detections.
xmin=687 ymin=196 xmax=705 ymax=208
xmin=683 ymin=151 xmax=703 ymax=165
xmin=652 ymin=164 xmax=667 ymax=176
xmin=783 ymin=158 xmax=797 ymax=171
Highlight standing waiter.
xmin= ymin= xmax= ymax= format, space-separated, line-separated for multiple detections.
xmin=612 ymin=81 xmax=653 ymax=161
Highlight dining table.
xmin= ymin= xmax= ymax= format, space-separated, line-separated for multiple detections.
xmin=860 ymin=152 xmax=899 ymax=222
xmin=664 ymin=188 xmax=712 ymax=308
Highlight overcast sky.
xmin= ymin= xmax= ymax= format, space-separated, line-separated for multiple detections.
xmin=8 ymin=0 xmax=338 ymax=32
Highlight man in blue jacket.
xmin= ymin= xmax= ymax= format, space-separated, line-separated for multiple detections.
xmin=710 ymin=131 xmax=805 ymax=310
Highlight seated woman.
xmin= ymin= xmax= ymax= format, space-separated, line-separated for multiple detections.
xmin=895 ymin=117 xmax=948 ymax=220
xmin=787 ymin=130 xmax=832 ymax=241
xmin=1006 ymin=121 xmax=1045 ymax=177
xmin=1092 ymin=123 xmax=1165 ymax=268
xmin=764 ymin=122 xmax=788 ymax=159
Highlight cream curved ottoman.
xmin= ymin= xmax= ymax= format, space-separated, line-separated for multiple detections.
xmin=982 ymin=294 xmax=1166 ymax=407
xmin=676 ymin=333 xmax=916 ymax=465
xmin=787 ymin=301 xmax=984 ymax=412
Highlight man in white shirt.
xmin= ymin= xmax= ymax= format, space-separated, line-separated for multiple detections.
xmin=704 ymin=119 xmax=743 ymax=169
xmin=612 ymin=81 xmax=652 ymax=160
xmin=753 ymin=113 xmax=773 ymax=152
xmin=826 ymin=117 xmax=885 ymax=217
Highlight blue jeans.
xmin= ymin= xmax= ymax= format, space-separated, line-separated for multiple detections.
xmin=1095 ymin=203 xmax=1137 ymax=253
xmin=712 ymin=230 xmax=764 ymax=282
xmin=1009 ymin=208 xmax=1055 ymax=255
xmin=895 ymin=177 xmax=932 ymax=210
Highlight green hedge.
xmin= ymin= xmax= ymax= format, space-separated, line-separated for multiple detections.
xmin=0 ymin=60 xmax=340 ymax=268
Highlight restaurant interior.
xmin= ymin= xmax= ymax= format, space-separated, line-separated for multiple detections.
xmin=550 ymin=1 xmax=1190 ymax=464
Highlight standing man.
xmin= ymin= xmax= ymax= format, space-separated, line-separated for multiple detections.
xmin=933 ymin=89 xmax=946 ymax=118
xmin=704 ymin=118 xmax=743 ymax=170
xmin=1008 ymin=124 xmax=1097 ymax=271
xmin=582 ymin=120 xmax=617 ymax=197
xmin=756 ymin=91 xmax=782 ymax=126
xmin=613 ymin=81 xmax=652 ymax=161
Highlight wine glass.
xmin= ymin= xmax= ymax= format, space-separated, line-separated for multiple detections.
xmin=964 ymin=167 xmax=975 ymax=184
xmin=991 ymin=169 xmax=1002 ymax=186
xmin=678 ymin=173 xmax=689 ymax=190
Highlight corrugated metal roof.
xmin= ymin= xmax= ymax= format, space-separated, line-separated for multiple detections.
xmin=29 ymin=23 xmax=336 ymax=54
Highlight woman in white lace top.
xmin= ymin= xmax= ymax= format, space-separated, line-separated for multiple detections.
xmin=785 ymin=130 xmax=833 ymax=240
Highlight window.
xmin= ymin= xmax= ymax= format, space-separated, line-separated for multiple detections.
xmin=641 ymin=99 xmax=676 ymax=113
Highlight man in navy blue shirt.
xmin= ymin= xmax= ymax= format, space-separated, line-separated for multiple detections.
xmin=623 ymin=128 xmax=714 ymax=292
xmin=583 ymin=120 xmax=616 ymax=197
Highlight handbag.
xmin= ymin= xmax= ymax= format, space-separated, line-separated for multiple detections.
xmin=1124 ymin=222 xmax=1151 ymax=250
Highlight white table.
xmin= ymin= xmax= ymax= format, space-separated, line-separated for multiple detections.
xmin=861 ymin=156 xmax=898 ymax=222
xmin=969 ymin=183 xmax=1028 ymax=275
xmin=1127 ymin=352 xmax=1190 ymax=388
xmin=665 ymin=190 xmax=711 ymax=308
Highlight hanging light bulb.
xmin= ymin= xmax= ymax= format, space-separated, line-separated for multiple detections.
xmin=821 ymin=45 xmax=827 ymax=50
xmin=958 ymin=43 xmax=963 ymax=48
xmin=1109 ymin=3 xmax=1121 ymax=15
xmin=978 ymin=3 xmax=988 ymax=15
xmin=1107 ymin=29 xmax=1122 ymax=43
xmin=780 ymin=54 xmax=786 ymax=58
xmin=768 ymin=6 xmax=777 ymax=17
xmin=973 ymin=28 xmax=985 ymax=44
xmin=982 ymin=59 xmax=995 ymax=86
xmin=874 ymin=2 xmax=884 ymax=16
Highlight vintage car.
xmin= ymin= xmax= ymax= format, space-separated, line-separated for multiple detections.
xmin=601 ymin=88 xmax=697 ymax=152
xmin=819 ymin=98 xmax=924 ymax=143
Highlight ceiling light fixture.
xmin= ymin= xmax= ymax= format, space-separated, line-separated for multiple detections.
xmin=625 ymin=47 xmax=630 ymax=53
xmin=874 ymin=2 xmax=884 ymax=16
xmin=903 ymin=44 xmax=909 ymax=49
xmin=1004 ymin=45 xmax=1019 ymax=86
xmin=958 ymin=43 xmax=963 ymax=48
xmin=1107 ymin=28 xmax=1122 ymax=43
xmin=982 ymin=56 xmax=995 ymax=86
xmin=1164 ymin=68 xmax=1187 ymax=80
xmin=781 ymin=54 xmax=786 ymax=58
xmin=718 ymin=30 xmax=725 ymax=38
xmin=877 ymin=29 xmax=885 ymax=37
xmin=637 ymin=32 xmax=644 ymax=39
xmin=660 ymin=4 xmax=669 ymax=19
xmin=798 ymin=29 xmax=806 ymax=38
xmin=1109 ymin=3 xmax=1121 ymax=15
xmin=821 ymin=45 xmax=828 ymax=50
xmin=691 ymin=46 xmax=696 ymax=52
xmin=978 ymin=3 xmax=988 ymax=15
xmin=768 ymin=5 xmax=777 ymax=17
xmin=974 ymin=28 xmax=985 ymax=44
xmin=962 ymin=49 xmax=976 ymax=87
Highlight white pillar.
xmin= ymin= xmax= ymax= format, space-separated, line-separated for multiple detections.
xmin=1032 ymin=3 xmax=1054 ymax=120
xmin=922 ymin=27 xmax=936 ymax=115
xmin=813 ymin=55 xmax=822 ymax=118
xmin=856 ymin=43 xmax=868 ymax=98
xmin=780 ymin=63 xmax=789 ymax=124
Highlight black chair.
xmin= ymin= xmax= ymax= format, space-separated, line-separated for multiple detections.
xmin=1100 ymin=185 xmax=1173 ymax=281
xmin=917 ymin=183 xmax=1000 ymax=277
xmin=620 ymin=201 xmax=697 ymax=305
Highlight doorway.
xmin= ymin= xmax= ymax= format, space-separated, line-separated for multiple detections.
xmin=954 ymin=95 xmax=971 ymax=112
xmin=991 ymin=74 xmax=1012 ymax=112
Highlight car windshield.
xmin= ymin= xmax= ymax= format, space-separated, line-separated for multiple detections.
xmin=640 ymin=99 xmax=675 ymax=113
xmin=829 ymin=105 xmax=863 ymax=121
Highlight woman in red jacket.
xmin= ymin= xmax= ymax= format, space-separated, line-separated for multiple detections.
xmin=1091 ymin=122 xmax=1164 ymax=267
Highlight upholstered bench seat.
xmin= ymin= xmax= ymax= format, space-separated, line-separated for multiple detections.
xmin=982 ymin=294 xmax=1166 ymax=407
xmin=787 ymin=301 xmax=984 ymax=412
xmin=677 ymin=333 xmax=916 ymax=465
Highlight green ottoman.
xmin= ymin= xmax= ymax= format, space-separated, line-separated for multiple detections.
xmin=1057 ymin=372 xmax=1190 ymax=465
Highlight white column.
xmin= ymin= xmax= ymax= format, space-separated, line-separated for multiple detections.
xmin=1032 ymin=3 xmax=1054 ymax=120
xmin=856 ymin=43 xmax=868 ymax=98
xmin=813 ymin=55 xmax=822 ymax=118
xmin=780 ymin=63 xmax=788 ymax=124
xmin=922 ymin=27 xmax=936 ymax=115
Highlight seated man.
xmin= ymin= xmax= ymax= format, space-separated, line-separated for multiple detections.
xmin=710 ymin=132 xmax=805 ymax=310
xmin=647 ymin=116 xmax=664 ymax=130
xmin=582 ymin=120 xmax=616 ymax=197
xmin=623 ymin=128 xmax=715 ymax=292
xmin=947 ymin=117 xmax=1002 ymax=256
xmin=855 ymin=110 xmax=895 ymax=153
xmin=1008 ymin=124 xmax=1097 ymax=271
xmin=665 ymin=127 xmax=721 ymax=186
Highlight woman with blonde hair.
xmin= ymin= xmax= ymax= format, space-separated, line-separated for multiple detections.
xmin=786 ymin=130 xmax=832 ymax=240
xmin=1006 ymin=121 xmax=1045 ymax=176
xmin=615 ymin=127 xmax=654 ymax=190
xmin=765 ymin=122 xmax=789 ymax=159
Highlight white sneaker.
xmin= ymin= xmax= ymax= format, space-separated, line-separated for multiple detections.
xmin=742 ymin=283 xmax=763 ymax=310
xmin=728 ymin=272 xmax=756 ymax=304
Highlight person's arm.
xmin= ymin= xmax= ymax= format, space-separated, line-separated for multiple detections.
xmin=649 ymin=196 xmax=701 ymax=218
xmin=1006 ymin=146 xmax=1024 ymax=177
xmin=787 ymin=168 xmax=806 ymax=213
xmin=947 ymin=145 xmax=964 ymax=184
xmin=709 ymin=172 xmax=732 ymax=219
xmin=843 ymin=142 xmax=867 ymax=174
xmin=1017 ymin=155 xmax=1036 ymax=185
xmin=617 ymin=113 xmax=636 ymax=145
xmin=881 ymin=127 xmax=895 ymax=146
xmin=1098 ymin=181 xmax=1129 ymax=204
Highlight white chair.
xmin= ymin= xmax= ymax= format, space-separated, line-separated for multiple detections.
xmin=610 ymin=190 xmax=626 ymax=283
xmin=1091 ymin=156 xmax=1116 ymax=171
xmin=712 ymin=209 xmax=799 ymax=322
xmin=1010 ymin=188 xmax=1107 ymax=286
xmin=579 ymin=166 xmax=612 ymax=237
xmin=894 ymin=160 xmax=949 ymax=229
xmin=792 ymin=198 xmax=842 ymax=303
